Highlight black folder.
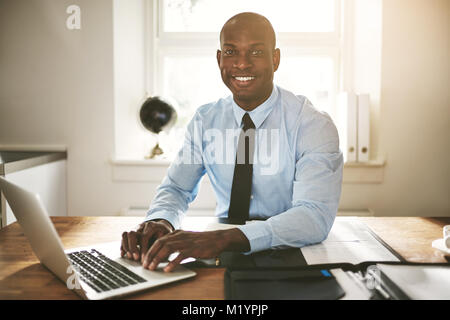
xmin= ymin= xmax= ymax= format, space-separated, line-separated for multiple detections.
xmin=224 ymin=266 xmax=345 ymax=300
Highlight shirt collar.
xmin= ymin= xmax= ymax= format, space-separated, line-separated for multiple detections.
xmin=231 ymin=85 xmax=279 ymax=129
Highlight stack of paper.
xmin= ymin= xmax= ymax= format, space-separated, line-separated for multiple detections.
xmin=377 ymin=264 xmax=450 ymax=300
xmin=301 ymin=218 xmax=400 ymax=265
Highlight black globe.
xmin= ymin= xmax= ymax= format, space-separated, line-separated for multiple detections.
xmin=139 ymin=96 xmax=177 ymax=134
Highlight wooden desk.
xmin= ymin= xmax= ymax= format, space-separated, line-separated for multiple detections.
xmin=0 ymin=216 xmax=448 ymax=300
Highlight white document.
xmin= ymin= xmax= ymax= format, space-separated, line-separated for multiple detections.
xmin=337 ymin=92 xmax=358 ymax=162
xmin=377 ymin=264 xmax=450 ymax=300
xmin=301 ymin=219 xmax=400 ymax=265
xmin=357 ymin=94 xmax=370 ymax=162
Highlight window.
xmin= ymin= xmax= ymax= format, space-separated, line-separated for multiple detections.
xmin=146 ymin=0 xmax=346 ymax=159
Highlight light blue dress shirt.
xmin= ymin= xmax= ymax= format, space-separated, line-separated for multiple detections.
xmin=145 ymin=85 xmax=343 ymax=254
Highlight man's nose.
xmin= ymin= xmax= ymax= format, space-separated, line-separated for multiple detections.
xmin=233 ymin=53 xmax=252 ymax=70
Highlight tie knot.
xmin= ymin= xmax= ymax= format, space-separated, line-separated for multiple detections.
xmin=242 ymin=113 xmax=255 ymax=131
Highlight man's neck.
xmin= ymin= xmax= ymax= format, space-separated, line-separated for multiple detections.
xmin=234 ymin=85 xmax=274 ymax=111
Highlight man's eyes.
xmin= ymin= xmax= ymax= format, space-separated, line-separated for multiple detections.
xmin=222 ymin=49 xmax=264 ymax=56
xmin=224 ymin=49 xmax=236 ymax=55
xmin=250 ymin=49 xmax=264 ymax=56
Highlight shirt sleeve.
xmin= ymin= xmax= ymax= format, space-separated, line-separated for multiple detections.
xmin=144 ymin=114 xmax=206 ymax=230
xmin=237 ymin=107 xmax=344 ymax=254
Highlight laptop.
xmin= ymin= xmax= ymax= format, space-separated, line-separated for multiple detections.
xmin=0 ymin=176 xmax=196 ymax=300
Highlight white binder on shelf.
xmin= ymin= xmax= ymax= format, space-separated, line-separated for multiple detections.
xmin=357 ymin=94 xmax=370 ymax=162
xmin=337 ymin=92 xmax=358 ymax=162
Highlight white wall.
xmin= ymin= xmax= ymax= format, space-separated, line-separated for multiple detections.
xmin=0 ymin=0 xmax=119 ymax=216
xmin=0 ymin=0 xmax=449 ymax=218
xmin=339 ymin=0 xmax=450 ymax=216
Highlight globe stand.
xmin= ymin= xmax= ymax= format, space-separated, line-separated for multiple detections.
xmin=146 ymin=143 xmax=164 ymax=159
xmin=145 ymin=133 xmax=165 ymax=159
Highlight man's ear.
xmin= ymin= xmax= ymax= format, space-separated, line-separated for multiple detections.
xmin=216 ymin=49 xmax=222 ymax=67
xmin=273 ymin=48 xmax=280 ymax=72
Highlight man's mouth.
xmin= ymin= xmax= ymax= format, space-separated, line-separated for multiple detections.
xmin=232 ymin=76 xmax=256 ymax=83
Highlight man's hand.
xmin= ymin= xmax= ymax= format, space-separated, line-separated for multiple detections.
xmin=121 ymin=220 xmax=174 ymax=263
xmin=142 ymin=228 xmax=250 ymax=272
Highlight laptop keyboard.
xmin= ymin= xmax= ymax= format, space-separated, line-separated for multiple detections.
xmin=67 ymin=249 xmax=146 ymax=293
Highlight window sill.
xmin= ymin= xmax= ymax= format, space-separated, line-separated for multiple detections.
xmin=111 ymin=158 xmax=172 ymax=167
xmin=110 ymin=157 xmax=386 ymax=184
xmin=343 ymin=157 xmax=386 ymax=183
xmin=110 ymin=157 xmax=172 ymax=183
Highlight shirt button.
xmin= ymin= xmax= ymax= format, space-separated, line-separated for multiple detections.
xmin=250 ymin=195 xmax=254 ymax=199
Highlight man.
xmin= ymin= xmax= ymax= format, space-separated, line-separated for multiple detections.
xmin=121 ymin=12 xmax=343 ymax=272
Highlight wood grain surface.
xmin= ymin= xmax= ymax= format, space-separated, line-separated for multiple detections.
xmin=0 ymin=216 xmax=448 ymax=299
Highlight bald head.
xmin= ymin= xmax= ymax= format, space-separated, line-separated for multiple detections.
xmin=220 ymin=12 xmax=276 ymax=49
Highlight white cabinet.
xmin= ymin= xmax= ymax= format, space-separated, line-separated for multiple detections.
xmin=0 ymin=152 xmax=67 ymax=227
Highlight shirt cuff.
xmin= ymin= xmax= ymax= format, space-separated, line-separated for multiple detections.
xmin=143 ymin=210 xmax=182 ymax=230
xmin=236 ymin=221 xmax=273 ymax=254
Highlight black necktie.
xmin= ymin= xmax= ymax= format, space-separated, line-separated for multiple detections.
xmin=228 ymin=113 xmax=256 ymax=224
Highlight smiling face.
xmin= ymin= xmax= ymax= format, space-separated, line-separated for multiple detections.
xmin=217 ymin=13 xmax=280 ymax=111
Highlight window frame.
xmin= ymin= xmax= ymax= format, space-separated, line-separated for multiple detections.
xmin=145 ymin=0 xmax=351 ymax=121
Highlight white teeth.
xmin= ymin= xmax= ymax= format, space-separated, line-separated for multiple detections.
xmin=235 ymin=76 xmax=255 ymax=81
